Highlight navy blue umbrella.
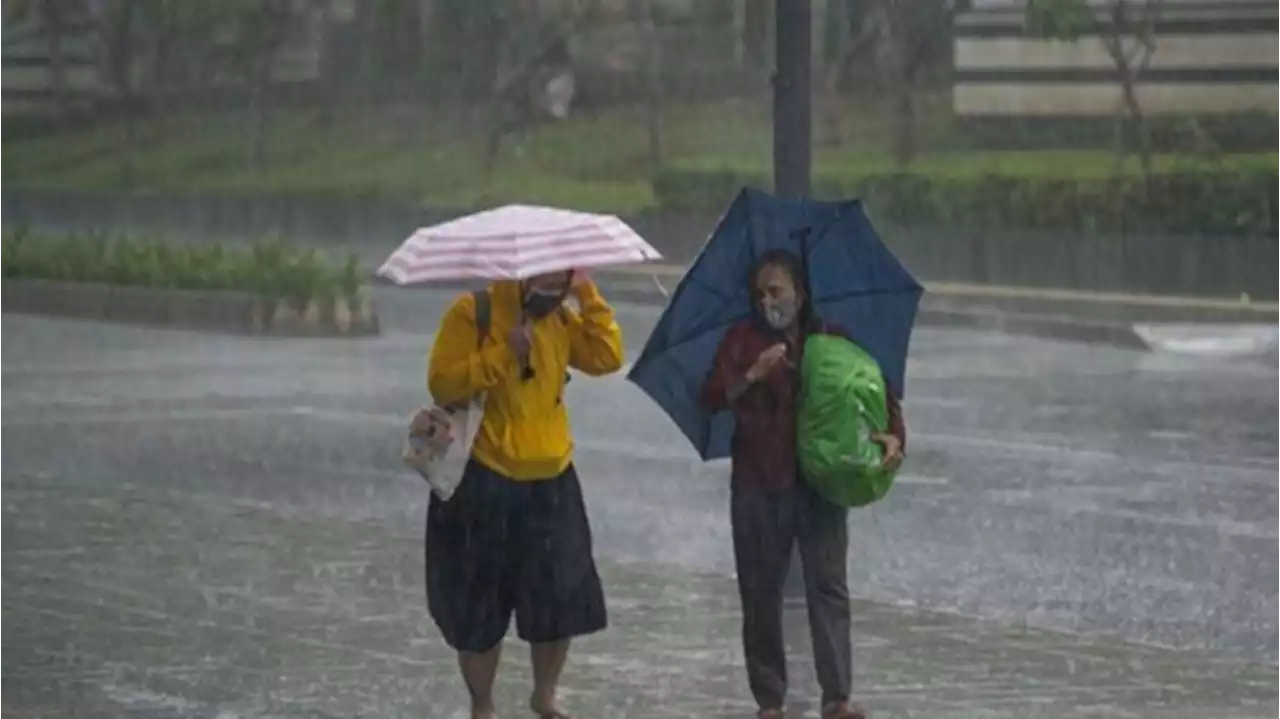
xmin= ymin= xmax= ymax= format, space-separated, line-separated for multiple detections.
xmin=627 ymin=187 xmax=923 ymax=460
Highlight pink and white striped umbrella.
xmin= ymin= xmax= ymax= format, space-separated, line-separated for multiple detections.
xmin=376 ymin=205 xmax=663 ymax=284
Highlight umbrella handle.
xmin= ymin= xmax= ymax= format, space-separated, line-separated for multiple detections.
xmin=651 ymin=273 xmax=670 ymax=298
xmin=791 ymin=226 xmax=812 ymax=280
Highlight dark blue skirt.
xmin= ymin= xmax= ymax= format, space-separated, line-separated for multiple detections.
xmin=425 ymin=460 xmax=607 ymax=652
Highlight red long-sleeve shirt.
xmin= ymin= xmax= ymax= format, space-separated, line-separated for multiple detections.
xmin=702 ymin=318 xmax=906 ymax=492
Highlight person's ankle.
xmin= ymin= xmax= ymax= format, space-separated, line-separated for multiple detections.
xmin=822 ymin=699 xmax=867 ymax=719
xmin=530 ymin=688 xmax=559 ymax=713
xmin=470 ymin=698 xmax=496 ymax=719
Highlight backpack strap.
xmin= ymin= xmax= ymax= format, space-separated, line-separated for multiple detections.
xmin=438 ymin=290 xmax=491 ymax=414
xmin=472 ymin=289 xmax=491 ymax=348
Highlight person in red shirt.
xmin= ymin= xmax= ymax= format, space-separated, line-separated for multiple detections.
xmin=702 ymin=249 xmax=906 ymax=719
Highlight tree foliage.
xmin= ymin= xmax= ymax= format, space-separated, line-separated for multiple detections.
xmin=5 ymin=0 xmax=90 ymax=116
xmin=873 ymin=0 xmax=972 ymax=164
xmin=1025 ymin=0 xmax=1165 ymax=173
xmin=1023 ymin=0 xmax=1094 ymax=39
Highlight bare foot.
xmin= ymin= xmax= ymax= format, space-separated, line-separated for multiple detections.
xmin=529 ymin=698 xmax=570 ymax=718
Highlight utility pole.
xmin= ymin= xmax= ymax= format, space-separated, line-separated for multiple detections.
xmin=773 ymin=0 xmax=813 ymax=601
xmin=773 ymin=0 xmax=812 ymax=199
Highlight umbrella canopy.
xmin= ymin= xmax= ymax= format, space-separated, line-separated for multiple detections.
xmin=377 ymin=204 xmax=662 ymax=284
xmin=626 ymin=187 xmax=923 ymax=460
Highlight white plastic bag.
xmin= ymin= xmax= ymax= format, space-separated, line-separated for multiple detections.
xmin=402 ymin=398 xmax=484 ymax=501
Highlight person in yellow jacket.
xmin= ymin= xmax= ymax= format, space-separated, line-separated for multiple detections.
xmin=425 ymin=270 xmax=623 ymax=719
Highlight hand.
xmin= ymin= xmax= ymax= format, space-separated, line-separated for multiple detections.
xmin=408 ymin=406 xmax=447 ymax=436
xmin=746 ymin=343 xmax=789 ymax=382
xmin=569 ymin=273 xmax=597 ymax=300
xmin=408 ymin=407 xmax=454 ymax=457
xmin=507 ymin=324 xmax=532 ymax=363
xmin=871 ymin=432 xmax=904 ymax=471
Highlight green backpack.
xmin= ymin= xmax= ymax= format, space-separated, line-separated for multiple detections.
xmin=797 ymin=334 xmax=897 ymax=508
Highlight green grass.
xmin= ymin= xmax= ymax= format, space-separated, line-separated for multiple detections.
xmin=4 ymin=107 xmax=663 ymax=211
xmin=4 ymin=100 xmax=1274 ymax=214
xmin=677 ymin=148 xmax=1277 ymax=180
xmin=1 ymin=227 xmax=365 ymax=301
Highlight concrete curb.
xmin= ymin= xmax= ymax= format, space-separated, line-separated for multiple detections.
xmin=915 ymin=307 xmax=1150 ymax=350
xmin=2 ymin=280 xmax=381 ymax=337
xmin=372 ymin=274 xmax=1153 ymax=350
xmin=590 ymin=276 xmax=1155 ymax=351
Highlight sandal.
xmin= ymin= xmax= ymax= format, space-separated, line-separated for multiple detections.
xmin=822 ymin=701 xmax=868 ymax=719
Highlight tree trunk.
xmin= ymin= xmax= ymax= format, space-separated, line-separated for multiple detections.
xmin=819 ymin=0 xmax=878 ymax=149
xmin=882 ymin=1 xmax=917 ymax=166
xmin=890 ymin=79 xmax=916 ymax=166
xmin=1098 ymin=1 xmax=1157 ymax=177
xmin=1119 ymin=73 xmax=1151 ymax=176
xmin=353 ymin=0 xmax=376 ymax=94
xmin=638 ymin=0 xmax=664 ymax=168
xmin=248 ymin=59 xmax=271 ymax=173
xmin=317 ymin=0 xmax=338 ymax=127
xmin=480 ymin=9 xmax=512 ymax=178
xmin=415 ymin=0 xmax=437 ymax=113
xmin=1097 ymin=28 xmax=1130 ymax=173
xmin=107 ymin=0 xmax=138 ymax=186
xmin=150 ymin=8 xmax=175 ymax=122
xmin=44 ymin=0 xmax=70 ymax=119
xmin=482 ymin=98 xmax=511 ymax=177
xmin=818 ymin=0 xmax=848 ymax=148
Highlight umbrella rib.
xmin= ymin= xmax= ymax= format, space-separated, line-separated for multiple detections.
xmin=383 ymin=206 xmax=663 ymax=283
xmin=681 ymin=273 xmax=739 ymax=304
xmin=649 ymin=312 xmax=754 ymax=357
xmin=646 ymin=274 xmax=744 ymax=348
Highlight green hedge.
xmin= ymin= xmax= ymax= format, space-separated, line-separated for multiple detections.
xmin=652 ymin=166 xmax=1278 ymax=238
xmin=1 ymin=229 xmax=365 ymax=302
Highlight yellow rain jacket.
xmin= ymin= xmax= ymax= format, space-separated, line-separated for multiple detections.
xmin=427 ymin=280 xmax=624 ymax=481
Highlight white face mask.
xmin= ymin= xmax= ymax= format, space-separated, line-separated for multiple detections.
xmin=762 ymin=298 xmax=797 ymax=329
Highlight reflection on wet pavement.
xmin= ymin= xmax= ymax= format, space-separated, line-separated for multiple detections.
xmin=3 ymin=289 xmax=1276 ymax=717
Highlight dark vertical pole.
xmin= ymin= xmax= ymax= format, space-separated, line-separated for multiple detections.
xmin=773 ymin=0 xmax=812 ymax=602
xmin=773 ymin=0 xmax=812 ymax=199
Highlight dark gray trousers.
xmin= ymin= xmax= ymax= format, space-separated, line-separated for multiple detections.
xmin=731 ymin=480 xmax=852 ymax=710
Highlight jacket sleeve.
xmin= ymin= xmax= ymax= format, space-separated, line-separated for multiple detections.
xmin=564 ymin=283 xmax=624 ymax=376
xmin=702 ymin=324 xmax=750 ymax=411
xmin=427 ymin=292 xmax=517 ymax=406
xmin=885 ymin=389 xmax=907 ymax=452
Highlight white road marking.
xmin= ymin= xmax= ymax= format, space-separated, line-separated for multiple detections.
xmin=917 ymin=430 xmax=1280 ymax=481
xmin=987 ymin=491 xmax=1279 ymax=541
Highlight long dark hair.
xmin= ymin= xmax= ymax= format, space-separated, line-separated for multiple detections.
xmin=749 ymin=248 xmax=818 ymax=333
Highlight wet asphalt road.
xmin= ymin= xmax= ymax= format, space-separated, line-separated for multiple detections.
xmin=4 ymin=287 xmax=1276 ymax=669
